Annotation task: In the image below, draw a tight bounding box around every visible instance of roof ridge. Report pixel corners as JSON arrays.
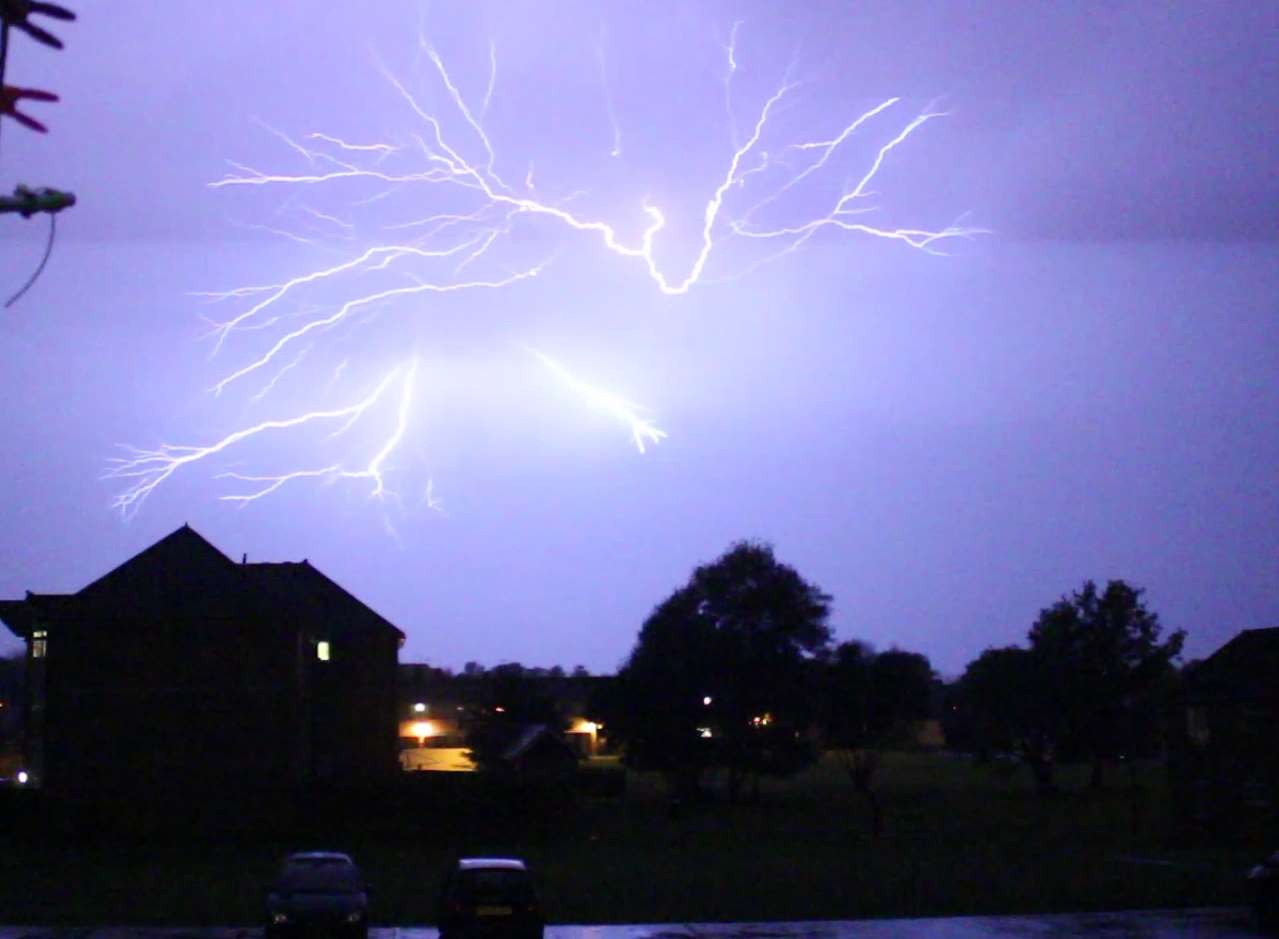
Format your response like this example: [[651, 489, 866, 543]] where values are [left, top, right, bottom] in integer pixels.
[[78, 524, 234, 596]]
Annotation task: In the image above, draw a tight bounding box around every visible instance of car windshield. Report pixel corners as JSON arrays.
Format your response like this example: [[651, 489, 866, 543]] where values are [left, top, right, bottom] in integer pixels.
[[456, 869, 535, 903], [277, 858, 362, 892]]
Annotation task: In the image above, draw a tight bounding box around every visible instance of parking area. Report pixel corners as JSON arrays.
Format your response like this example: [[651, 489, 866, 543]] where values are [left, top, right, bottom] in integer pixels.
[[0, 908, 1267, 939]]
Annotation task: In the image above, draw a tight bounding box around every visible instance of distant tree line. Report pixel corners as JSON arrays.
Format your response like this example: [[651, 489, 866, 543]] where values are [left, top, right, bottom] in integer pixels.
[[587, 540, 1187, 813]]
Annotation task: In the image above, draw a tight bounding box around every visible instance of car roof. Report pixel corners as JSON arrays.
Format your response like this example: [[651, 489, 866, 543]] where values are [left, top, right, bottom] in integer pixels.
[[286, 852, 356, 864], [457, 858, 527, 871]]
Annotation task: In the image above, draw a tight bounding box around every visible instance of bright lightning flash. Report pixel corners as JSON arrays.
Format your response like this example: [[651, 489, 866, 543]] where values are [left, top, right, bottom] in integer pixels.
[[110, 21, 981, 517], [529, 349, 666, 454]]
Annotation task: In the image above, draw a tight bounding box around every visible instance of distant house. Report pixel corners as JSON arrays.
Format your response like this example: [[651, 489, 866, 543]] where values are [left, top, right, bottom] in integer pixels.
[[395, 663, 608, 772], [1173, 627, 1279, 829], [0, 524, 404, 795], [500, 724, 579, 781]]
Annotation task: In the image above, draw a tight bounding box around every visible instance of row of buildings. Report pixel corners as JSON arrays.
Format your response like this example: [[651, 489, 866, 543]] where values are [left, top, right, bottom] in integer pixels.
[[1, 525, 1275, 825], [0, 525, 597, 794]]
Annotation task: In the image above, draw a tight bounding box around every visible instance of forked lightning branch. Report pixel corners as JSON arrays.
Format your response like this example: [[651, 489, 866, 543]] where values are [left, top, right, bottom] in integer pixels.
[[106, 24, 981, 518]]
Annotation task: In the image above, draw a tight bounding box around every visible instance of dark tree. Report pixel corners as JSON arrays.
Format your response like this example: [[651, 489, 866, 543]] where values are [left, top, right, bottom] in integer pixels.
[[957, 645, 1059, 792], [605, 540, 833, 800], [956, 579, 1184, 793], [1027, 579, 1184, 787], [825, 642, 936, 835]]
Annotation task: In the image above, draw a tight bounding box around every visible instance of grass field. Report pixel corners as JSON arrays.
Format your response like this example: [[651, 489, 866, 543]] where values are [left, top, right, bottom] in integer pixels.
[[0, 752, 1265, 925]]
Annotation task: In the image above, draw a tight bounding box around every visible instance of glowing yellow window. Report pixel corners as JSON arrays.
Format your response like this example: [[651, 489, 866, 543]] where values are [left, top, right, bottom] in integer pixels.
[[32, 629, 47, 659], [316, 640, 331, 662]]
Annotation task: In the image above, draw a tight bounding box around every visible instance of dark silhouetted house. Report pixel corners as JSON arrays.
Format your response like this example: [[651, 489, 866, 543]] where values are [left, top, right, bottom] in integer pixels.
[[1174, 627, 1279, 831], [0, 525, 404, 795], [0, 653, 23, 780], [500, 724, 579, 782]]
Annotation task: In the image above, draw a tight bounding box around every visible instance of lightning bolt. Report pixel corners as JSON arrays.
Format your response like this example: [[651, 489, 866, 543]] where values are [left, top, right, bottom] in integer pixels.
[[529, 349, 666, 454], [107, 362, 417, 517], [112, 18, 981, 516]]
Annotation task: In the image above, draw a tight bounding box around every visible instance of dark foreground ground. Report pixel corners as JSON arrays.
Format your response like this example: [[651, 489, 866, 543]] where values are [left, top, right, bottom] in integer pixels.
[[0, 909, 1270, 939], [0, 755, 1268, 925]]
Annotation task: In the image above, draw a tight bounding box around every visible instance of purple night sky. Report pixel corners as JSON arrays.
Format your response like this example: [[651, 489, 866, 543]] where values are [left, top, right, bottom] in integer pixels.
[[1, 1, 1276, 676]]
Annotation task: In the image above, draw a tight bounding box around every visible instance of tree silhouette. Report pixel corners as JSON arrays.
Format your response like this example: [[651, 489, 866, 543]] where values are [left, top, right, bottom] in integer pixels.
[[957, 579, 1184, 792], [604, 540, 832, 800], [1028, 579, 1184, 787], [825, 642, 936, 834]]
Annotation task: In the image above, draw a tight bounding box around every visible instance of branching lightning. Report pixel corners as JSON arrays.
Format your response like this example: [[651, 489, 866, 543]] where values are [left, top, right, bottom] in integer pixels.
[[110, 18, 982, 518], [529, 349, 666, 454], [108, 362, 417, 515]]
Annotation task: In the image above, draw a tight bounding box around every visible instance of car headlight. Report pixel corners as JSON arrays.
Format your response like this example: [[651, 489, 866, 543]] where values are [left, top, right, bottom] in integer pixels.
[[271, 913, 290, 925], [345, 911, 365, 923]]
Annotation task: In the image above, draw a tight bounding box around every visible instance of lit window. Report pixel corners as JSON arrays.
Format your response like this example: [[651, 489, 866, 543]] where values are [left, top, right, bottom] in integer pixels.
[[32, 629, 47, 659], [316, 641, 331, 662]]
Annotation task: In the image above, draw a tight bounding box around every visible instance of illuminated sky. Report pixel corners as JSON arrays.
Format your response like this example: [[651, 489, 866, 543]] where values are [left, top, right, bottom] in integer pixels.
[[1, 1, 1276, 675]]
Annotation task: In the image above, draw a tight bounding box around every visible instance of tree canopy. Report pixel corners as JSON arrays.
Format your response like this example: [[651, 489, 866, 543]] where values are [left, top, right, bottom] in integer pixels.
[[955, 579, 1184, 790], [826, 642, 935, 750], [603, 540, 832, 797], [1028, 579, 1183, 779]]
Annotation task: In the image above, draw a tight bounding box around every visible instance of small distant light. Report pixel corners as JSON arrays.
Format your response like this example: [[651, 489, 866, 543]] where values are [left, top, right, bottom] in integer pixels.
[[17, 771, 29, 785], [494, 706, 505, 713], [702, 696, 712, 706], [413, 702, 427, 713], [271, 913, 289, 925], [698, 727, 713, 739], [316, 641, 331, 662]]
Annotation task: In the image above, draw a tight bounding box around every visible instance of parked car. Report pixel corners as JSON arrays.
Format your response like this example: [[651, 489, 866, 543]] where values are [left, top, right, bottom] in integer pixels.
[[1251, 850, 1279, 931], [266, 851, 369, 939], [438, 857, 544, 939]]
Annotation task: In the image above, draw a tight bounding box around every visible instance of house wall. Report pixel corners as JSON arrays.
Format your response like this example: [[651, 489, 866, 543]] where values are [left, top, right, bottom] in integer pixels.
[[41, 614, 305, 793], [311, 628, 400, 783]]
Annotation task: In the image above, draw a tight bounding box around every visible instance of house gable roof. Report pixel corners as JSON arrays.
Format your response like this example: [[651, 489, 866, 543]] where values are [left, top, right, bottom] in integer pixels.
[[0, 594, 73, 639], [242, 560, 404, 642], [1184, 626, 1279, 704], [72, 523, 256, 623], [501, 723, 577, 764], [0, 525, 403, 643]]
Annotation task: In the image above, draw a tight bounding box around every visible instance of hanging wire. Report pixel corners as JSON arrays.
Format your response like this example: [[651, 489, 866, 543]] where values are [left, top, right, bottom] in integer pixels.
[[1, 14, 66, 309], [5, 210, 57, 307]]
